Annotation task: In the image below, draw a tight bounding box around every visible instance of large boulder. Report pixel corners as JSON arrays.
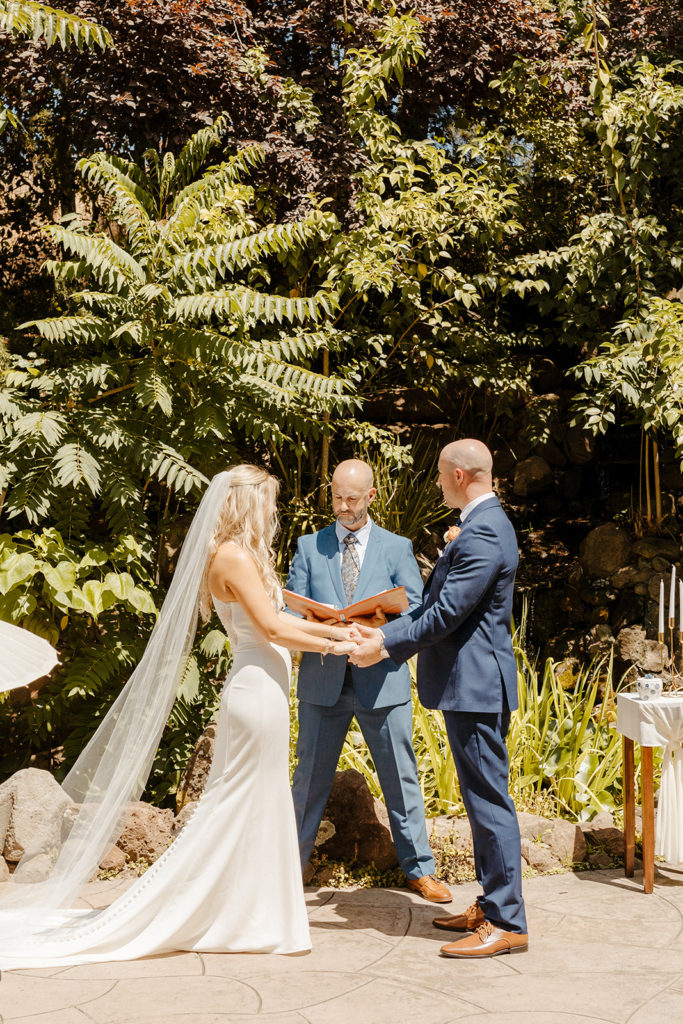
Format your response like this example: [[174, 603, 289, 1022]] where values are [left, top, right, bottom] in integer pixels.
[[99, 845, 126, 872], [115, 802, 174, 864], [632, 537, 680, 560], [520, 838, 561, 873], [517, 811, 586, 865], [316, 769, 398, 870], [616, 625, 668, 673], [513, 456, 553, 498], [176, 721, 217, 811], [172, 801, 199, 837], [0, 768, 74, 863], [580, 523, 632, 578]]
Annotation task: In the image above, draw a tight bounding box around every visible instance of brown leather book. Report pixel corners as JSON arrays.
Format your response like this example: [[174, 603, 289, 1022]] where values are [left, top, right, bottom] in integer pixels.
[[282, 586, 409, 624]]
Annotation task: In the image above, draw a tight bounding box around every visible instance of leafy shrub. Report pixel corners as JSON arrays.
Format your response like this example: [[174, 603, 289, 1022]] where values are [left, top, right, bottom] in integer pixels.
[[0, 527, 156, 775]]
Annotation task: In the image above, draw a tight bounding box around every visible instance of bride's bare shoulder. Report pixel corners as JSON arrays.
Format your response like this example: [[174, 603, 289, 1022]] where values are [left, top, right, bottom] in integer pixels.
[[211, 541, 257, 572]]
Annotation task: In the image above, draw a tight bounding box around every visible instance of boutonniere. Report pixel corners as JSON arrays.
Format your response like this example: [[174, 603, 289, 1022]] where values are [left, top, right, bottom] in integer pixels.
[[444, 524, 461, 544]]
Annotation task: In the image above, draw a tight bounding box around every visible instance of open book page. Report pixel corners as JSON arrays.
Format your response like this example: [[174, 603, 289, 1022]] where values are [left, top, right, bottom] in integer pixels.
[[282, 586, 408, 624]]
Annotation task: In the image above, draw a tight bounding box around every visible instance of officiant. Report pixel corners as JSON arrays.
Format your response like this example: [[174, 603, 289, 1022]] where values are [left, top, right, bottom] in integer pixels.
[[287, 459, 451, 903]]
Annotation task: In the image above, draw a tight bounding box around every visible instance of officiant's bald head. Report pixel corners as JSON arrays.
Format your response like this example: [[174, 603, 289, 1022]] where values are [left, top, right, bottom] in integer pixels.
[[331, 459, 376, 530], [438, 439, 493, 509], [332, 459, 374, 491]]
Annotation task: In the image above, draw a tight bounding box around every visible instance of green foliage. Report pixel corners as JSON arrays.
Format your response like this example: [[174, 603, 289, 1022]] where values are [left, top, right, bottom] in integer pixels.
[[573, 298, 683, 457], [0, 0, 110, 137], [365, 441, 451, 546], [0, 527, 156, 774], [0, 0, 111, 50], [0, 119, 350, 557], [318, 11, 544, 428]]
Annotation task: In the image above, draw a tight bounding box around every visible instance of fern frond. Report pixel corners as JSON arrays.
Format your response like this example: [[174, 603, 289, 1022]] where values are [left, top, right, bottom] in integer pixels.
[[132, 362, 173, 416], [6, 410, 67, 448], [172, 286, 334, 325], [78, 154, 154, 250], [47, 226, 145, 290], [165, 145, 265, 245], [167, 113, 232, 191], [162, 324, 255, 367], [53, 440, 101, 495], [175, 210, 338, 280], [19, 314, 109, 345], [0, 0, 112, 49]]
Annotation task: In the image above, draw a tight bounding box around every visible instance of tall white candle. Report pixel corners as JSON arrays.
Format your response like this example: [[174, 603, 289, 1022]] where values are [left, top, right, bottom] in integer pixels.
[[659, 579, 665, 635], [679, 579, 683, 632], [670, 566, 677, 623]]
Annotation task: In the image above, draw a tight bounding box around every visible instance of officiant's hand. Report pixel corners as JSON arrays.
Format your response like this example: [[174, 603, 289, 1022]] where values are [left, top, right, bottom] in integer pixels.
[[348, 625, 384, 668], [349, 606, 387, 628]]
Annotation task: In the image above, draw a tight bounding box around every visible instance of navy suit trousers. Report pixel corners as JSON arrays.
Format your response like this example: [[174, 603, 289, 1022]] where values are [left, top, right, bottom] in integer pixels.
[[443, 710, 527, 934]]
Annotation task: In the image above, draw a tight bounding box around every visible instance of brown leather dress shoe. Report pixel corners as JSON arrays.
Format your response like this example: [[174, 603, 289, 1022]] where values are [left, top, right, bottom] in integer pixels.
[[433, 900, 486, 932], [405, 875, 452, 903], [440, 921, 528, 958]]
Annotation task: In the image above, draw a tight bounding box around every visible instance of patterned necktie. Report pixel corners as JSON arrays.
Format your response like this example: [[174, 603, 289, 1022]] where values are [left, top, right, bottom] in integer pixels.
[[341, 533, 360, 603]]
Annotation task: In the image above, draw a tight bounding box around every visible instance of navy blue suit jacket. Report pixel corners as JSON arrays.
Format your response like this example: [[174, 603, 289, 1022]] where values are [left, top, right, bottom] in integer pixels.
[[286, 522, 423, 708], [381, 496, 519, 714]]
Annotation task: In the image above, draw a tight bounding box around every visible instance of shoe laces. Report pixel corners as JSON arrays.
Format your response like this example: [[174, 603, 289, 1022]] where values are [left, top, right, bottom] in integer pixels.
[[465, 902, 480, 919], [476, 921, 494, 941]]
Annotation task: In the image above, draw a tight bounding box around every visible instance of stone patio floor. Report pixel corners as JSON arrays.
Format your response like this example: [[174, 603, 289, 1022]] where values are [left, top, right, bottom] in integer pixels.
[[1, 864, 683, 1024]]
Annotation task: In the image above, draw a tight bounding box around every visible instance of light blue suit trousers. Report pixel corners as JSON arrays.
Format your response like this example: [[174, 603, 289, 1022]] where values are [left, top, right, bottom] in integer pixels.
[[287, 522, 435, 879]]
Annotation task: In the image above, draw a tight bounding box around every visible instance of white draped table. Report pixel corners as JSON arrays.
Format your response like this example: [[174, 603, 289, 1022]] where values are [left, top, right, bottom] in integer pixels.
[[616, 692, 683, 892]]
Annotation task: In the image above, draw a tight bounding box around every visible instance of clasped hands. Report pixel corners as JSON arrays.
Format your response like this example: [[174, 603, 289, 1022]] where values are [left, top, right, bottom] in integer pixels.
[[324, 618, 387, 668]]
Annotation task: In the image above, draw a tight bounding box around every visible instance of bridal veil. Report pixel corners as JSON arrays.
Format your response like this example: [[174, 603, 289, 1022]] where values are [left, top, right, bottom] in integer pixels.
[[0, 470, 234, 923]]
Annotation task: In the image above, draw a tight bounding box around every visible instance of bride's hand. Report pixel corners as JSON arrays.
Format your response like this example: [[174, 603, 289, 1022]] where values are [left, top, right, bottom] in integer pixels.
[[330, 625, 355, 642], [330, 639, 358, 655]]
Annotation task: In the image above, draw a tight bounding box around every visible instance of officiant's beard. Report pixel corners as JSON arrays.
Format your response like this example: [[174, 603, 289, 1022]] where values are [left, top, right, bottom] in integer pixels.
[[335, 504, 370, 529]]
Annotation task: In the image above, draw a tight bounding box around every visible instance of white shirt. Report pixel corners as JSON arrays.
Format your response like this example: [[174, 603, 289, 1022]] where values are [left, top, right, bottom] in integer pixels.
[[335, 516, 373, 569], [459, 491, 496, 523]]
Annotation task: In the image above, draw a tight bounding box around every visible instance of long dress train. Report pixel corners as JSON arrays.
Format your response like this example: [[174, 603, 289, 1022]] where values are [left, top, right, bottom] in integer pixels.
[[0, 599, 310, 968]]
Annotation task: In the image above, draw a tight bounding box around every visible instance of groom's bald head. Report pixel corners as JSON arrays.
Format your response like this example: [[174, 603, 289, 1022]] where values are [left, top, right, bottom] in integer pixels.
[[441, 440, 493, 482], [438, 439, 493, 509]]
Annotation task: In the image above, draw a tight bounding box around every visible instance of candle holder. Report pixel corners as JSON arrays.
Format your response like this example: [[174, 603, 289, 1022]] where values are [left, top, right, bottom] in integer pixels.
[[659, 624, 683, 693]]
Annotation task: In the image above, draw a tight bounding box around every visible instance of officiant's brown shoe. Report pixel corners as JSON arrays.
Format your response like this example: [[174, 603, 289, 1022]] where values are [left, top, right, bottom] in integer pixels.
[[440, 921, 528, 958], [405, 875, 452, 903], [433, 900, 485, 932]]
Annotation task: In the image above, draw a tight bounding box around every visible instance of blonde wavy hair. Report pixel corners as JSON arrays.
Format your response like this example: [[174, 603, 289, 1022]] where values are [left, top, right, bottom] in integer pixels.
[[199, 464, 281, 621]]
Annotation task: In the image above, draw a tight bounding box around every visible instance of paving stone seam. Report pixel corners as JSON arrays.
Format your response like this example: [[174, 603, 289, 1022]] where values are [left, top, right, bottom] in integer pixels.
[[622, 971, 683, 1024], [354, 968, 492, 1011], [5, 1005, 94, 1024], [239, 972, 373, 1011], [219, 976, 263, 1014]]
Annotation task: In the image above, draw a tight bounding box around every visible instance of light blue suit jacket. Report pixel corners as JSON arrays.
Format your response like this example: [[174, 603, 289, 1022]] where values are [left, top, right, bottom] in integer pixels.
[[286, 522, 423, 708]]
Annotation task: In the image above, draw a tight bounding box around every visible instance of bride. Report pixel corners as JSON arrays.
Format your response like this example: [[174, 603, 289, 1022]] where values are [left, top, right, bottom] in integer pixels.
[[0, 465, 357, 968]]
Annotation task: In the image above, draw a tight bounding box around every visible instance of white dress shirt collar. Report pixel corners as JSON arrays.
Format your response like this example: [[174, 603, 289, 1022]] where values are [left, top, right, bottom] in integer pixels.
[[459, 491, 496, 523]]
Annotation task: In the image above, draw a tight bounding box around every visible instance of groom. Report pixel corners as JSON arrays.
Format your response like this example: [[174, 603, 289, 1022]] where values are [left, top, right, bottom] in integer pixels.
[[287, 459, 451, 903], [350, 440, 528, 958]]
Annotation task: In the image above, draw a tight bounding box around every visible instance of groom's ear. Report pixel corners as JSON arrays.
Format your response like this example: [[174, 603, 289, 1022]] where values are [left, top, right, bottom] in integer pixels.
[[368, 487, 377, 504]]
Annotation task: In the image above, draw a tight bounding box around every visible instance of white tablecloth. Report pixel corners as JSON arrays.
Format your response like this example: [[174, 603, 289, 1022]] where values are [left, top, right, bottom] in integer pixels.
[[617, 692, 683, 865]]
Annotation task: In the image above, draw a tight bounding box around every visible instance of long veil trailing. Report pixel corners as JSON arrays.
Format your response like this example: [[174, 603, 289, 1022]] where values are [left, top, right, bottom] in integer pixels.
[[0, 470, 234, 930]]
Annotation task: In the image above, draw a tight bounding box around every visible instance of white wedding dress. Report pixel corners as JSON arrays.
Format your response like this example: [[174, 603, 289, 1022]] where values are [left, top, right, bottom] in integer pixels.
[[0, 598, 310, 968]]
